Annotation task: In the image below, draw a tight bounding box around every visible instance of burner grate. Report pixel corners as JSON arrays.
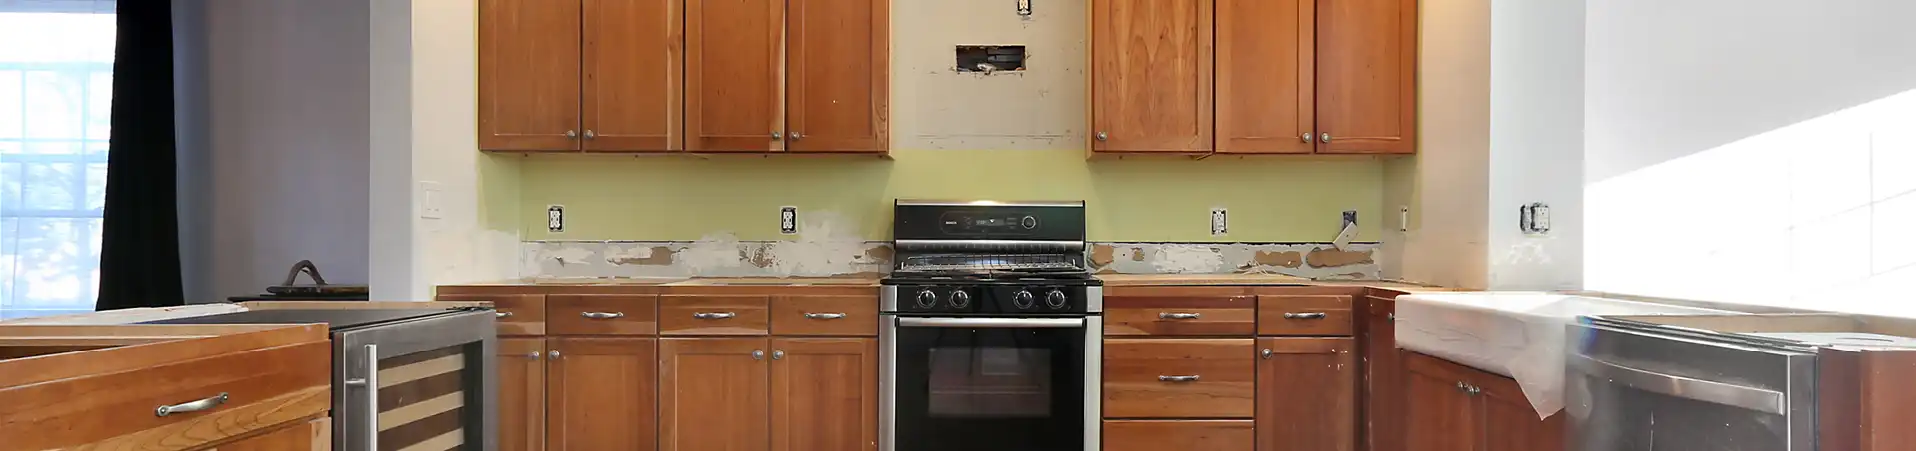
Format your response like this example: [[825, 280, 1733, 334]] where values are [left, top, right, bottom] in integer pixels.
[[897, 253, 1085, 273]]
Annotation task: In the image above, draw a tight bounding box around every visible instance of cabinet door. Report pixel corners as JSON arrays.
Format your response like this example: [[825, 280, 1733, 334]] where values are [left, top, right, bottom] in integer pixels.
[[1215, 0, 1313, 154], [785, 0, 888, 153], [1257, 338, 1355, 451], [686, 0, 784, 152], [1480, 380, 1565, 451], [478, 0, 582, 151], [499, 338, 548, 451], [1401, 352, 1478, 451], [1090, 0, 1213, 153], [1316, 0, 1417, 154], [582, 0, 681, 151], [1364, 297, 1402, 451], [770, 338, 877, 451], [661, 338, 771, 451], [549, 338, 657, 451], [217, 418, 330, 451]]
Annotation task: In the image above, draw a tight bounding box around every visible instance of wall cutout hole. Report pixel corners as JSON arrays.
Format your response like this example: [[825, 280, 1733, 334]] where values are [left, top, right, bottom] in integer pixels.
[[956, 45, 1026, 73]]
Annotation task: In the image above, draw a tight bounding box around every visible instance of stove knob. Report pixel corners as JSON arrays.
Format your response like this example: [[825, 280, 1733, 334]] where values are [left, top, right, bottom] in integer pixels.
[[915, 289, 939, 308], [1012, 290, 1037, 309], [949, 290, 972, 308], [1044, 289, 1069, 309]]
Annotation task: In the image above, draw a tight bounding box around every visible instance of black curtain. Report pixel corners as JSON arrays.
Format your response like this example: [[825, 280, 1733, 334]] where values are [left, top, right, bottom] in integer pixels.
[[96, 0, 184, 310]]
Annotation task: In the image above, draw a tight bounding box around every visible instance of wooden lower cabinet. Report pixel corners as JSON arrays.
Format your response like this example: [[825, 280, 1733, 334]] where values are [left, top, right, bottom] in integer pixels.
[[1400, 351, 1563, 451], [216, 418, 330, 451], [1257, 337, 1355, 451], [551, 337, 659, 451], [1481, 382, 1564, 451], [771, 338, 878, 451], [660, 337, 877, 451], [1104, 420, 1255, 451], [498, 338, 549, 451]]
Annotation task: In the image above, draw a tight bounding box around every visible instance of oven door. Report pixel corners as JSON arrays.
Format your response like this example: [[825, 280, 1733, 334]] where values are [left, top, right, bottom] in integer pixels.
[[882, 315, 1101, 451], [337, 310, 498, 451]]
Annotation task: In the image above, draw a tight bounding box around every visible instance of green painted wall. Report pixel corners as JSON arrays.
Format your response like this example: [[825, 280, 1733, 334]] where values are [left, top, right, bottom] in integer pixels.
[[513, 149, 1385, 242]]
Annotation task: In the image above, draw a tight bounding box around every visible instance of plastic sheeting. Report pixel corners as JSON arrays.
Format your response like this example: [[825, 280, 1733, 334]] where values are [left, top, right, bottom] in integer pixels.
[[1394, 292, 1736, 419]]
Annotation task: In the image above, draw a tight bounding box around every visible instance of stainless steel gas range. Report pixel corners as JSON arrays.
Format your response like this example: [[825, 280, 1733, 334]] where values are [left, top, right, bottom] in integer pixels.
[[880, 200, 1103, 451]]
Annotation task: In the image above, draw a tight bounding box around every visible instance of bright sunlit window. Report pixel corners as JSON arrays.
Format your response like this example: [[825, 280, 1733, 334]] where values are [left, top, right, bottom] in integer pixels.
[[0, 0, 116, 319]]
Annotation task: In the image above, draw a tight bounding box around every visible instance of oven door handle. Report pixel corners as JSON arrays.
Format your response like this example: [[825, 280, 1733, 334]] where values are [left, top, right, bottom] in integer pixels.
[[895, 317, 1086, 328]]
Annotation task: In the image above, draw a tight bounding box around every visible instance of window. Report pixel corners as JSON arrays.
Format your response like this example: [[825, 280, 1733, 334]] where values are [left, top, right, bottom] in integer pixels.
[[0, 0, 115, 319]]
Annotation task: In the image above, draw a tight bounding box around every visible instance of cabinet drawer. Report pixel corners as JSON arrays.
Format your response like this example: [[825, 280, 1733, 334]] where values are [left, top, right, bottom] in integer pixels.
[[0, 329, 332, 450], [770, 295, 878, 336], [437, 293, 545, 336], [1257, 295, 1353, 336], [660, 295, 771, 335], [1104, 420, 1254, 451], [1105, 296, 1256, 336], [549, 294, 659, 335], [1103, 339, 1255, 418]]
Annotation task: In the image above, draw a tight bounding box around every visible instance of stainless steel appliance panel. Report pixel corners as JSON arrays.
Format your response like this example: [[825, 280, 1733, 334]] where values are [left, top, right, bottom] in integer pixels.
[[881, 314, 1100, 451], [1567, 319, 1816, 451], [336, 310, 498, 451]]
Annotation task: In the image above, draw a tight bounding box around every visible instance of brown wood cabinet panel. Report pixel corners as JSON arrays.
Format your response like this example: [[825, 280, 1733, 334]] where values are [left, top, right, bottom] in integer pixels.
[[785, 0, 888, 153], [1215, 0, 1313, 154], [1316, 0, 1417, 154], [1103, 338, 1255, 418], [439, 293, 546, 336], [1104, 420, 1254, 451], [217, 417, 330, 451], [661, 295, 772, 335], [686, 0, 784, 152], [548, 338, 658, 451], [478, 0, 582, 151], [1365, 296, 1402, 451], [770, 295, 878, 336], [1257, 337, 1355, 451], [1104, 295, 1256, 336], [1401, 352, 1476, 451], [549, 294, 660, 335], [582, 0, 682, 151], [1257, 295, 1354, 336], [1090, 0, 1214, 153], [1477, 370, 1563, 451], [771, 338, 877, 451], [498, 338, 547, 451], [660, 338, 771, 451]]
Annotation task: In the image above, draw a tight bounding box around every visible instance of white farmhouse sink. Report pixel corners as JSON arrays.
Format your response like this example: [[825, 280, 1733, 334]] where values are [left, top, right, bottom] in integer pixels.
[[1394, 292, 1737, 418]]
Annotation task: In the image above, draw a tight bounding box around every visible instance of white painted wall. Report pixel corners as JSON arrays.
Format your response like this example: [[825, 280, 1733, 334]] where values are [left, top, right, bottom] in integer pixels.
[[1395, 0, 1491, 289], [1585, 0, 1916, 314], [175, 0, 371, 302]]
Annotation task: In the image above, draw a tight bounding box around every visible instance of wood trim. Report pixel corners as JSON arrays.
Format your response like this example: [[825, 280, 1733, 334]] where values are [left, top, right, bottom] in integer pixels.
[[0, 325, 325, 387]]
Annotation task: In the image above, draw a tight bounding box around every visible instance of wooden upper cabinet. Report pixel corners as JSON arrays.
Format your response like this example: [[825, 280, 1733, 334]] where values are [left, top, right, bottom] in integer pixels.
[[686, 0, 785, 152], [582, 0, 682, 151], [498, 338, 547, 451], [1256, 338, 1355, 451], [660, 338, 771, 451], [479, 0, 583, 151], [1316, 0, 1417, 154], [1216, 0, 1314, 154], [548, 338, 658, 451], [770, 338, 877, 451], [785, 0, 889, 153], [1091, 0, 1214, 153]]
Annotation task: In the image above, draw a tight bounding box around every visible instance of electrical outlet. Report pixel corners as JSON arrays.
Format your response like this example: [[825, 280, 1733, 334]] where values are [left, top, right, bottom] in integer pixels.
[[1016, 0, 1032, 16], [1210, 208, 1228, 236], [419, 181, 443, 219], [546, 205, 565, 233], [780, 206, 798, 235]]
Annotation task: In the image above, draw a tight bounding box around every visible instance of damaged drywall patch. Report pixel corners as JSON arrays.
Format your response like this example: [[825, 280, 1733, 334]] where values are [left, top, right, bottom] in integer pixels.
[[1090, 243, 1383, 280], [1150, 245, 1227, 273]]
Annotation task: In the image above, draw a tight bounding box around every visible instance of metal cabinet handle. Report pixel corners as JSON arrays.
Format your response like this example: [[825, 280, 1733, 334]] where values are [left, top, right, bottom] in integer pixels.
[[771, 131, 783, 140], [580, 311, 625, 319], [1284, 312, 1328, 320], [694, 312, 737, 320], [527, 352, 540, 360], [1095, 132, 1109, 141], [1261, 349, 1275, 359], [790, 132, 805, 141], [773, 350, 785, 360], [1302, 132, 1315, 143], [583, 129, 596, 140], [1320, 132, 1332, 143], [155, 392, 229, 417], [1159, 312, 1201, 320], [549, 350, 561, 359], [359, 344, 379, 450], [1467, 385, 1482, 395], [753, 350, 765, 360], [565, 130, 578, 139], [804, 312, 847, 320], [1158, 375, 1201, 382], [495, 311, 513, 318]]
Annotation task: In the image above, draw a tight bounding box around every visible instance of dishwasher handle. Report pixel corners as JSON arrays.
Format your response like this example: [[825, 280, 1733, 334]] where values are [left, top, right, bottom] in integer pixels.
[[1569, 352, 1787, 415]]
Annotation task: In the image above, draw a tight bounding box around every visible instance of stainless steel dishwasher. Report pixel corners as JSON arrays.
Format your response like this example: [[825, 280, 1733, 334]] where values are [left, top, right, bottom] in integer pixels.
[[1565, 317, 1818, 451]]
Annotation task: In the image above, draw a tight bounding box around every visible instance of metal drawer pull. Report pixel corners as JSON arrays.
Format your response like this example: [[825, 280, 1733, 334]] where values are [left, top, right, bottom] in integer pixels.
[[694, 312, 737, 320], [1284, 312, 1328, 320], [1159, 312, 1202, 320], [580, 311, 625, 319], [804, 312, 847, 320], [1158, 375, 1201, 382], [495, 311, 513, 318], [155, 392, 229, 417]]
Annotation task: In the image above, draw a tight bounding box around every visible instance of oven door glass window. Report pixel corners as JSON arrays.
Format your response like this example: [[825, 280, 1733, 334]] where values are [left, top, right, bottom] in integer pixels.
[[895, 323, 1086, 451]]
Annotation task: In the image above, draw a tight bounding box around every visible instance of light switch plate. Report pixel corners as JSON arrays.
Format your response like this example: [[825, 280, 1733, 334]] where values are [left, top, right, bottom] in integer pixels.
[[1210, 208, 1228, 236], [419, 181, 443, 219]]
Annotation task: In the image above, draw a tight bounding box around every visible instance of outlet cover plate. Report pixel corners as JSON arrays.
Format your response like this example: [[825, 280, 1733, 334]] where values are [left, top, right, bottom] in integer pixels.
[[1210, 208, 1228, 236], [780, 206, 798, 235]]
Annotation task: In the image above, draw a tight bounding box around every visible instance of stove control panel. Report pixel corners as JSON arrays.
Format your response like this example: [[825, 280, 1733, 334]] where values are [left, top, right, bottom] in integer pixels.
[[883, 285, 1101, 314]]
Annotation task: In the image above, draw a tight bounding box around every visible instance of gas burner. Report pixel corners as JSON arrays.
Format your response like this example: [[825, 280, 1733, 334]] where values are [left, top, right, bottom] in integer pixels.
[[882, 200, 1102, 315]]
